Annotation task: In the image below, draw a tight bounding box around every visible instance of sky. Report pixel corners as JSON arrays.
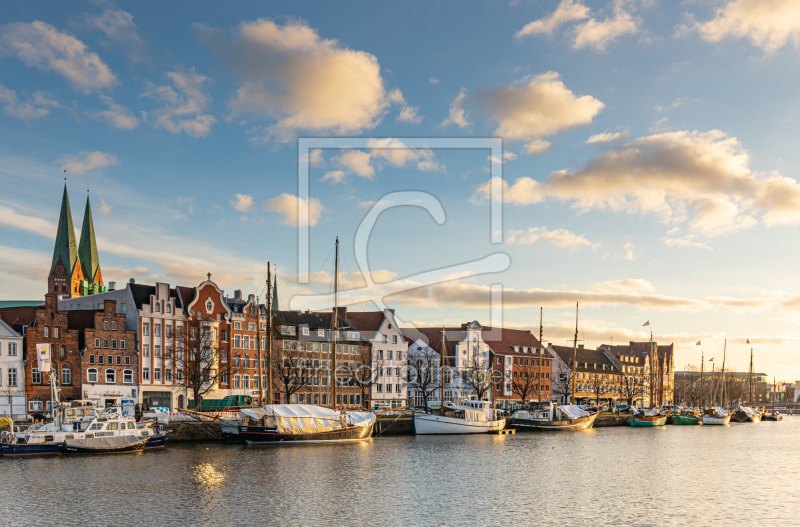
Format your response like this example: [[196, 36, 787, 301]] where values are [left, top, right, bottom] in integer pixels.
[[3, 0, 800, 379]]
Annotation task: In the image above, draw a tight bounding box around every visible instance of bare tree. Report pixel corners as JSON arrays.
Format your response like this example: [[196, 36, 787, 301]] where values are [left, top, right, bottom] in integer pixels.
[[510, 358, 539, 406], [552, 370, 574, 404], [464, 355, 493, 401], [166, 314, 226, 408], [406, 345, 442, 410], [674, 365, 701, 406], [270, 342, 313, 404], [590, 374, 605, 406], [620, 374, 642, 407], [341, 345, 378, 409]]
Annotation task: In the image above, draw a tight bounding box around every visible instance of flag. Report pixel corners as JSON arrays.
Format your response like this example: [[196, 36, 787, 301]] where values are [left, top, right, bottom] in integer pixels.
[[642, 321, 650, 326], [36, 343, 51, 373], [746, 339, 750, 344], [696, 341, 701, 345], [709, 357, 714, 361]]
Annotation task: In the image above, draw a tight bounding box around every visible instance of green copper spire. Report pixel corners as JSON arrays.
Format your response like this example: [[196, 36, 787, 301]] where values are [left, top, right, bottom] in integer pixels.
[[50, 184, 79, 275], [78, 194, 101, 282], [272, 274, 279, 311]]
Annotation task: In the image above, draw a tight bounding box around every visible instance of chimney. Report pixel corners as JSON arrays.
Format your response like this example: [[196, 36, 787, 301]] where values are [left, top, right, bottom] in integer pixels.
[[108, 281, 116, 291], [234, 289, 242, 300], [579, 344, 584, 349]]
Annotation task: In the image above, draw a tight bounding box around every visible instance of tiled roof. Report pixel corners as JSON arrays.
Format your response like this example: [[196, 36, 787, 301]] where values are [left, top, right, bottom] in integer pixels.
[[0, 306, 37, 330], [404, 327, 462, 360], [481, 326, 541, 356], [550, 345, 618, 372], [344, 311, 385, 335], [129, 283, 187, 310]]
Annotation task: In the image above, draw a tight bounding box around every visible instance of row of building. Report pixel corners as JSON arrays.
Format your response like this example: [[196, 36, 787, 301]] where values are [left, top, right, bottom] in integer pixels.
[[0, 185, 678, 417]]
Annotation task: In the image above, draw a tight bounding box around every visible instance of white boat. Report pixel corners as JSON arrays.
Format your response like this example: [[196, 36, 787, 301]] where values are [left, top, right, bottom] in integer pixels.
[[701, 406, 731, 425], [413, 400, 506, 435], [237, 404, 376, 444], [510, 403, 598, 431]]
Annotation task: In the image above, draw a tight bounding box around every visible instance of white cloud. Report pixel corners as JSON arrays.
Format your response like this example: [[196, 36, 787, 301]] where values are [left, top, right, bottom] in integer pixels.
[[397, 105, 422, 124], [85, 9, 146, 62], [309, 148, 325, 167], [200, 18, 402, 141], [337, 150, 375, 178], [440, 88, 470, 128], [176, 196, 195, 214], [100, 197, 112, 215], [231, 193, 254, 212], [663, 233, 712, 250], [524, 139, 551, 155], [586, 131, 628, 143], [623, 241, 639, 261], [322, 170, 346, 183], [506, 226, 595, 249], [58, 151, 118, 174], [572, 1, 641, 52], [688, 0, 800, 53], [479, 72, 604, 153], [322, 138, 443, 184], [515, 0, 590, 39], [0, 21, 116, 92], [475, 129, 800, 236], [591, 278, 655, 293], [263, 193, 323, 227], [93, 95, 139, 129], [429, 77, 439, 85], [0, 83, 60, 120], [142, 68, 216, 137], [0, 203, 55, 238]]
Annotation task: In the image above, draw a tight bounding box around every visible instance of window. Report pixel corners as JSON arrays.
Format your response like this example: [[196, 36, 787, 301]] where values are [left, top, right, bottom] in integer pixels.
[[234, 335, 241, 348], [114, 355, 120, 366], [112, 321, 117, 331], [107, 355, 112, 365], [378, 350, 384, 359], [152, 368, 160, 381], [234, 375, 241, 389], [249, 323, 256, 331], [244, 375, 251, 388], [8, 368, 17, 387], [29, 399, 43, 412], [94, 338, 101, 348], [302, 327, 309, 336], [104, 321, 109, 330], [167, 304, 171, 313], [397, 351, 402, 361], [376, 384, 383, 393], [54, 327, 59, 338], [219, 371, 226, 385], [104, 368, 116, 384], [142, 323, 149, 336], [59, 345, 65, 358], [121, 339, 127, 350], [88, 368, 98, 383], [318, 329, 325, 337], [142, 368, 150, 381], [112, 339, 118, 350], [243, 336, 250, 349], [387, 384, 392, 393], [234, 322, 241, 330], [99, 355, 104, 365], [32, 367, 41, 384], [396, 384, 402, 393], [155, 302, 161, 313], [155, 345, 161, 358], [62, 367, 71, 385], [221, 330, 227, 342], [103, 339, 109, 349], [143, 345, 150, 357], [125, 356, 131, 366], [44, 326, 49, 338], [154, 324, 161, 338], [393, 335, 398, 344], [388, 351, 393, 360]]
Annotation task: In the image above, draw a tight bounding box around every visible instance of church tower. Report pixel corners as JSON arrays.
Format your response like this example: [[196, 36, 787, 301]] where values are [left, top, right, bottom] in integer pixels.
[[48, 184, 84, 299], [78, 194, 104, 294]]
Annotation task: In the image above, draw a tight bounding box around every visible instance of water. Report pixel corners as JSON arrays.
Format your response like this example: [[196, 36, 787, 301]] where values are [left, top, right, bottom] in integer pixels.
[[2, 419, 799, 526]]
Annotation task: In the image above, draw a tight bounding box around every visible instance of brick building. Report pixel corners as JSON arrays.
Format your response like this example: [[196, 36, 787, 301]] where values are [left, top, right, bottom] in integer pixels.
[[484, 327, 552, 408], [549, 345, 623, 406]]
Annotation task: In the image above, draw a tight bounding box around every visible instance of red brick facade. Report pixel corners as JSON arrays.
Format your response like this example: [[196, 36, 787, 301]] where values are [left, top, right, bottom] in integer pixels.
[[82, 300, 138, 401]]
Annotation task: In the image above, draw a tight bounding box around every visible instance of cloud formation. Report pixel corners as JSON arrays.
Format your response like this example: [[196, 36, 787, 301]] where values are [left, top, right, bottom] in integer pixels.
[[263, 193, 323, 226], [515, 0, 590, 39], [687, 0, 800, 53], [142, 68, 216, 137], [0, 21, 116, 92], [321, 138, 443, 184], [474, 129, 800, 236], [440, 88, 470, 128], [0, 83, 60, 120], [58, 151, 118, 174], [94, 95, 139, 129], [231, 193, 254, 212], [85, 9, 146, 62], [506, 226, 595, 249], [199, 18, 405, 141]]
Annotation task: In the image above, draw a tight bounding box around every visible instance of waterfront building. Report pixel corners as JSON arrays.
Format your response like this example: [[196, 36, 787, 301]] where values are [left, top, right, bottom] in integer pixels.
[[0, 315, 25, 417], [225, 290, 271, 402], [549, 345, 623, 406], [346, 309, 408, 411], [483, 327, 551, 409]]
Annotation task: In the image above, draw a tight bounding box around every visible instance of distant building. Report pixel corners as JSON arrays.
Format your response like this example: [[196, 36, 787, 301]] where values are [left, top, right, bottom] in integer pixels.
[[0, 315, 25, 417], [549, 345, 622, 406]]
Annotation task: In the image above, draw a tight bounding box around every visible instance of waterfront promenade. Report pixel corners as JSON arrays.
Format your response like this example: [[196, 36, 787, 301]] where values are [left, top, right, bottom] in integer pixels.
[[3, 419, 799, 526]]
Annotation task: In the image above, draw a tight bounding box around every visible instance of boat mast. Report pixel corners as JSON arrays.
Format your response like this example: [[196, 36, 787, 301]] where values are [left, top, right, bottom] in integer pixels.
[[256, 289, 263, 407], [538, 307, 543, 406], [699, 348, 704, 408], [748, 345, 754, 406], [571, 302, 578, 404], [332, 237, 339, 409], [720, 339, 726, 408], [440, 326, 446, 413], [267, 263, 273, 405]]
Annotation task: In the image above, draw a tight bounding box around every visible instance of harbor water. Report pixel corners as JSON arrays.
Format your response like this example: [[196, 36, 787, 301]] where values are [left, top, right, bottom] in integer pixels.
[[3, 418, 799, 526]]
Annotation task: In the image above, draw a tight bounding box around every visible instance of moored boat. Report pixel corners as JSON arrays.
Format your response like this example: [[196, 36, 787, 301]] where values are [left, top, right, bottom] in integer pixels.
[[237, 404, 376, 444], [413, 400, 505, 435], [58, 435, 148, 455], [701, 406, 731, 425], [732, 405, 762, 423], [762, 410, 783, 421], [670, 414, 702, 425], [628, 409, 667, 427], [510, 403, 598, 431]]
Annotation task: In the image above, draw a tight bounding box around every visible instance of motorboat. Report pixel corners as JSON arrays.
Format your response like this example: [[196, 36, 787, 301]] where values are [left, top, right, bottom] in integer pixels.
[[509, 403, 598, 431], [413, 399, 506, 435]]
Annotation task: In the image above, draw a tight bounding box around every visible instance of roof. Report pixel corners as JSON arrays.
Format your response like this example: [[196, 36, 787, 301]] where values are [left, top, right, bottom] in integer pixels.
[[51, 184, 80, 276], [0, 301, 43, 308], [344, 311, 386, 336], [175, 286, 195, 310], [550, 345, 618, 372], [78, 195, 101, 283], [404, 327, 463, 359], [0, 316, 22, 338], [481, 326, 541, 356], [0, 306, 38, 330], [129, 283, 185, 310]]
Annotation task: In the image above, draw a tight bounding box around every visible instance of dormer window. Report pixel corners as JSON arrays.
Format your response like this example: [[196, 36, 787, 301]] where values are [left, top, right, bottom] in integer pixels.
[[167, 303, 171, 313], [155, 303, 161, 313]]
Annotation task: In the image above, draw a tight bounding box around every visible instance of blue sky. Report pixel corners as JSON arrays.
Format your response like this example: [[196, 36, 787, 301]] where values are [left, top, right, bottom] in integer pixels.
[[3, 0, 800, 379]]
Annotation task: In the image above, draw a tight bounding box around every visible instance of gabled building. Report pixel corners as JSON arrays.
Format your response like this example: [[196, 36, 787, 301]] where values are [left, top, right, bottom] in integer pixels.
[[482, 327, 551, 408], [549, 344, 623, 406], [0, 315, 25, 417]]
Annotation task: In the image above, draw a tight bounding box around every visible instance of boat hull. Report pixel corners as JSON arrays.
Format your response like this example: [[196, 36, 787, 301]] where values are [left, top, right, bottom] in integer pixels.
[[763, 413, 783, 421], [510, 412, 598, 431], [701, 415, 731, 425], [0, 442, 61, 457], [629, 416, 667, 427], [239, 423, 374, 444], [732, 413, 761, 423], [413, 413, 506, 435], [670, 415, 702, 425], [144, 430, 172, 449], [58, 436, 148, 455]]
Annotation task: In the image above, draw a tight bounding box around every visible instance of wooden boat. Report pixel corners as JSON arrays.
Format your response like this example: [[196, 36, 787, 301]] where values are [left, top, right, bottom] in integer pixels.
[[701, 406, 731, 425], [59, 435, 148, 454], [670, 414, 702, 425], [732, 405, 762, 423], [510, 403, 598, 431], [628, 409, 667, 427], [762, 411, 783, 421], [237, 404, 376, 444], [413, 400, 506, 435]]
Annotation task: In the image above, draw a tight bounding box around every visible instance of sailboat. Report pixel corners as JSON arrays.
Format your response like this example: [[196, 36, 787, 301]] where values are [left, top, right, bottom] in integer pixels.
[[629, 320, 666, 427], [702, 342, 731, 425], [732, 342, 762, 423], [763, 376, 783, 421], [413, 327, 506, 434], [234, 240, 377, 444]]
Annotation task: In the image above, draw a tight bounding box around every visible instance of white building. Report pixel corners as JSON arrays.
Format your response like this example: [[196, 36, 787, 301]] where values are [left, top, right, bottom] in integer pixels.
[[0, 316, 25, 418], [347, 309, 408, 411]]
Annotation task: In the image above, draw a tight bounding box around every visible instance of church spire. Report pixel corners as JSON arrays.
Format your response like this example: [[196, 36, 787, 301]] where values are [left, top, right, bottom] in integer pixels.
[[50, 184, 80, 276], [272, 273, 279, 311], [78, 194, 102, 286]]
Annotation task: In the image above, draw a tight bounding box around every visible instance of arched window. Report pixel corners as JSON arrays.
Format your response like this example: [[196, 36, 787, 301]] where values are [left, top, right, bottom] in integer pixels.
[[54, 327, 59, 338], [105, 369, 116, 383], [60, 345, 65, 358], [112, 321, 117, 330], [103, 321, 109, 330], [44, 326, 50, 338], [123, 370, 133, 384], [61, 367, 71, 385], [88, 368, 98, 383]]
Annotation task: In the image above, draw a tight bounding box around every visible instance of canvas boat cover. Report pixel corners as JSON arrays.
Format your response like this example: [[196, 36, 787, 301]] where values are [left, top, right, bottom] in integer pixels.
[[710, 406, 728, 417], [737, 406, 761, 416], [557, 405, 590, 419], [240, 404, 376, 435], [63, 435, 144, 450]]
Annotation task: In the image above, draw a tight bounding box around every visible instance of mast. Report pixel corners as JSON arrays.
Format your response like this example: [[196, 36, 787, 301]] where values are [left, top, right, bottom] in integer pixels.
[[440, 326, 446, 413], [571, 302, 578, 404], [332, 237, 339, 409], [256, 291, 263, 407], [649, 327, 654, 409], [538, 307, 543, 405], [267, 265, 274, 405], [749, 345, 754, 406], [699, 349, 705, 408], [720, 339, 727, 408]]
